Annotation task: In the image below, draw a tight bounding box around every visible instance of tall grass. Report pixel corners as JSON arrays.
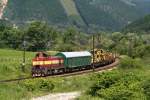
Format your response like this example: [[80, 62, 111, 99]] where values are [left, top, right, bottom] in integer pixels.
[[0, 49, 35, 80]]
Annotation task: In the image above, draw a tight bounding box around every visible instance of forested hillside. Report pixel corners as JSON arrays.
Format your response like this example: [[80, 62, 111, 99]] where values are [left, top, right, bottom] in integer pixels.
[[123, 14, 150, 33], [3, 0, 68, 26], [74, 0, 150, 31], [2, 0, 150, 31]]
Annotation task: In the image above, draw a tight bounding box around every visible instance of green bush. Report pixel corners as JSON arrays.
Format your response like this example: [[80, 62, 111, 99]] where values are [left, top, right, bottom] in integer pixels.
[[21, 78, 55, 92], [119, 56, 142, 69], [87, 71, 121, 96], [22, 80, 37, 91], [142, 79, 150, 99], [87, 71, 145, 100], [97, 85, 135, 100], [38, 79, 55, 91]]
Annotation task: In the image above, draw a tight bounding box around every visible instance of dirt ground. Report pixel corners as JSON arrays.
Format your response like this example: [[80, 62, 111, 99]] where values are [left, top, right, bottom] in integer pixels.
[[32, 91, 81, 100]]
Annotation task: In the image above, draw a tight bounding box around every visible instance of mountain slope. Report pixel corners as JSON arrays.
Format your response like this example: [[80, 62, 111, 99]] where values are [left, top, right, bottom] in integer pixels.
[[60, 0, 86, 27], [74, 0, 150, 31], [3, 0, 68, 25], [2, 0, 150, 31], [123, 14, 150, 33]]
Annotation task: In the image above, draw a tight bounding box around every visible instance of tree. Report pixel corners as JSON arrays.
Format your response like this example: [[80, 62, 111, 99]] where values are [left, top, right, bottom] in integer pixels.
[[0, 26, 22, 48], [24, 21, 54, 51]]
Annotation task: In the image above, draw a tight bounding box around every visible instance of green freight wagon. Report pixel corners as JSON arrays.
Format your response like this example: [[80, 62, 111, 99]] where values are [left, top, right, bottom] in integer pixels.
[[56, 51, 92, 68]]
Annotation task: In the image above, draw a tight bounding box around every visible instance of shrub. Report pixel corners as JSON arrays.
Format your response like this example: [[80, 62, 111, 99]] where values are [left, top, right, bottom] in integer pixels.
[[142, 79, 150, 99], [119, 56, 142, 69], [22, 80, 36, 91], [87, 71, 121, 96], [97, 85, 135, 100], [38, 79, 55, 91], [21, 78, 55, 92], [87, 70, 145, 100]]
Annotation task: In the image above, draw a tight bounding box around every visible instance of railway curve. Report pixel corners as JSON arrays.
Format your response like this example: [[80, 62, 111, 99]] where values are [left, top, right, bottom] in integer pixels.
[[0, 59, 119, 83]]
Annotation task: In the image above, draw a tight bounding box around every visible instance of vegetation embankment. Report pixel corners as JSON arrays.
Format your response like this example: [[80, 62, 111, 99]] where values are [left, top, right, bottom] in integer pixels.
[[78, 56, 150, 100]]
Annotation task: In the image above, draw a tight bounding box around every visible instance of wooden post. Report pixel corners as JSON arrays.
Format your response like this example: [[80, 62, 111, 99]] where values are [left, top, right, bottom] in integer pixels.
[[22, 40, 26, 72], [92, 34, 95, 71]]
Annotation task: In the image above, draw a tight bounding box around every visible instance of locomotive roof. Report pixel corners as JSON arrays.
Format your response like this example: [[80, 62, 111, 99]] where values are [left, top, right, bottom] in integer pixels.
[[57, 51, 91, 58]]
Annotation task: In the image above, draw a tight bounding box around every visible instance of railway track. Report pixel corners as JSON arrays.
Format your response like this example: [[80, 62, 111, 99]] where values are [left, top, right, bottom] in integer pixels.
[[0, 59, 119, 83]]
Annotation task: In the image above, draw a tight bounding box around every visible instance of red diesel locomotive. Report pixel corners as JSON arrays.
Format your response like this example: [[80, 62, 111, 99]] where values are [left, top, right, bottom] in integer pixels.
[[32, 52, 64, 76]]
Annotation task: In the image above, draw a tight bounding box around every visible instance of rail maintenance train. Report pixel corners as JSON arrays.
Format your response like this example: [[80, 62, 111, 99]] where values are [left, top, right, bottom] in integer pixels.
[[32, 49, 116, 77]]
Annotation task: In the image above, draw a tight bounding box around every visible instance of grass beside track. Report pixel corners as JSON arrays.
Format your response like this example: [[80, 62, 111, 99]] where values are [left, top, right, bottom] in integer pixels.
[[0, 73, 95, 100], [0, 49, 35, 80], [0, 49, 149, 100]]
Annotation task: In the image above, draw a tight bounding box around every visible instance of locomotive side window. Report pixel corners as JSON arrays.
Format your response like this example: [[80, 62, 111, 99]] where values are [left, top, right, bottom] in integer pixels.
[[35, 52, 48, 58], [43, 53, 48, 57], [35, 53, 39, 57]]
